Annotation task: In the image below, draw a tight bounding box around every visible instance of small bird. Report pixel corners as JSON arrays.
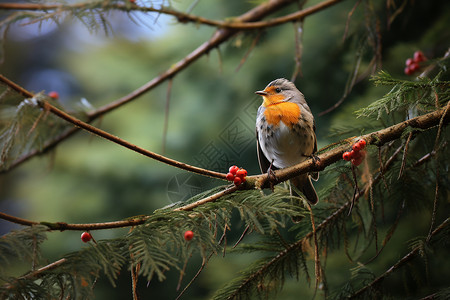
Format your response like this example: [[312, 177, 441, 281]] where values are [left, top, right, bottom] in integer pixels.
[[255, 78, 318, 205]]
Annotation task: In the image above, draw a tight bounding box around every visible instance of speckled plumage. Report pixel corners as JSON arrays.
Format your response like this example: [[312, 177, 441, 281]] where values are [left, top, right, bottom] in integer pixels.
[[255, 78, 318, 205]]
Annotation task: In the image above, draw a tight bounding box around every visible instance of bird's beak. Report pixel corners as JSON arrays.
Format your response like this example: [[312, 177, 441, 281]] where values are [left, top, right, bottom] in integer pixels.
[[255, 90, 268, 96]]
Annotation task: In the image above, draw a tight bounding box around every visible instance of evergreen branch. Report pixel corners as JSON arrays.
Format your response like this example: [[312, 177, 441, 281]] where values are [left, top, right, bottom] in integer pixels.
[[349, 217, 450, 299], [1, 105, 448, 234], [216, 138, 405, 299], [20, 258, 67, 281], [174, 185, 238, 211], [0, 186, 235, 231], [357, 71, 450, 119], [0, 225, 48, 271], [0, 0, 343, 30]]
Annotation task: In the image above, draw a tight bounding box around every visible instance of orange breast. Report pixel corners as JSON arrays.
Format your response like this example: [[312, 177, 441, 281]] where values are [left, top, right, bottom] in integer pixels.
[[264, 102, 301, 128]]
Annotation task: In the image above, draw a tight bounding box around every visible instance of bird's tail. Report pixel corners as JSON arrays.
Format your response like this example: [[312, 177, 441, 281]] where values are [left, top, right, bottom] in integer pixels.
[[289, 174, 318, 205]]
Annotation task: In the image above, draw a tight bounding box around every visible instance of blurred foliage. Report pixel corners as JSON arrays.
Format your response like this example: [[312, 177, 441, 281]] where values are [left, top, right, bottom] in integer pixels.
[[0, 0, 449, 299]]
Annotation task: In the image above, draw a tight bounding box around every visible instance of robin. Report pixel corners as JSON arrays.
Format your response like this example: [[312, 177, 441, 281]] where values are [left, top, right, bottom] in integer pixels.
[[255, 78, 319, 205]]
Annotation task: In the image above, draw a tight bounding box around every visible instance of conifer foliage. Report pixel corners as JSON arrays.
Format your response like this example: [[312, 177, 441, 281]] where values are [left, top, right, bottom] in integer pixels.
[[1, 0, 449, 299]]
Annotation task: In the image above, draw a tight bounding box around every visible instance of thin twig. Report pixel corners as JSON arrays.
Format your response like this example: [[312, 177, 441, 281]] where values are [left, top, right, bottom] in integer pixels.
[[364, 198, 405, 264], [175, 253, 213, 300], [342, 0, 362, 41], [348, 164, 360, 216], [349, 218, 450, 299], [235, 32, 262, 72], [233, 225, 251, 248], [162, 78, 173, 155], [291, 19, 304, 81], [18, 258, 67, 280], [37, 99, 226, 180], [174, 186, 238, 212], [398, 131, 413, 179], [425, 102, 449, 242]]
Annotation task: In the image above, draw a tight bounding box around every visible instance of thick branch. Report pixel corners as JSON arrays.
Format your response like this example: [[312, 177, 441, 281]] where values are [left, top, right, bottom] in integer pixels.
[[0, 0, 343, 30], [251, 105, 450, 189], [1, 105, 446, 232]]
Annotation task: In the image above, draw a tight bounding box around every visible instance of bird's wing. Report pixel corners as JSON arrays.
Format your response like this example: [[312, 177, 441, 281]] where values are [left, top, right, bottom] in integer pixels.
[[256, 130, 272, 174]]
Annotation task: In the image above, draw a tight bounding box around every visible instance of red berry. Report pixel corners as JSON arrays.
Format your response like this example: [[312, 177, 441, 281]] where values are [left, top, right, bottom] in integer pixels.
[[184, 230, 194, 241], [81, 232, 92, 243], [351, 156, 363, 166], [48, 91, 59, 99], [413, 51, 426, 63], [236, 168, 247, 178], [351, 150, 362, 159], [404, 67, 413, 75], [352, 143, 362, 152], [226, 172, 235, 181], [233, 176, 242, 186], [229, 165, 239, 175], [405, 58, 413, 66], [351, 150, 366, 166], [358, 139, 367, 149], [343, 151, 352, 161], [409, 62, 420, 73]]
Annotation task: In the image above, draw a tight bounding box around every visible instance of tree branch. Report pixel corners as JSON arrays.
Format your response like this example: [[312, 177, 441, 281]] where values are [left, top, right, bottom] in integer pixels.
[[252, 105, 450, 190], [0, 0, 303, 171], [0, 0, 343, 30], [0, 103, 448, 231], [349, 217, 450, 299], [36, 99, 227, 179]]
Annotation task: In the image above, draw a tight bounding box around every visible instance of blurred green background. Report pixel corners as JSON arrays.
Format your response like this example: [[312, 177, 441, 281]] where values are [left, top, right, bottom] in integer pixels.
[[1, 0, 449, 298]]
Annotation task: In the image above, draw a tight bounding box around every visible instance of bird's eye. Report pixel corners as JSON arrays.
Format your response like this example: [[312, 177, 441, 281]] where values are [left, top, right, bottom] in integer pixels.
[[275, 88, 282, 93]]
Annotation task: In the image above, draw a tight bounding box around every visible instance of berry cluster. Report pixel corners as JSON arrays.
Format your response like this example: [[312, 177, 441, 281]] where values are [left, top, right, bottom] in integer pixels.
[[81, 232, 92, 243], [226, 165, 248, 186], [404, 51, 427, 75], [342, 139, 367, 166], [184, 230, 194, 241]]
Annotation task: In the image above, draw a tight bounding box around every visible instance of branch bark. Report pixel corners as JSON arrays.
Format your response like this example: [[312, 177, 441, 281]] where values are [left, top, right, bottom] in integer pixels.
[[252, 105, 450, 190], [1, 105, 447, 231], [0, 0, 343, 30]]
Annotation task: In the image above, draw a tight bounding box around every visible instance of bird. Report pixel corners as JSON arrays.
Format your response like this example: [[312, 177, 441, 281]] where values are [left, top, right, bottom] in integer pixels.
[[255, 78, 318, 205]]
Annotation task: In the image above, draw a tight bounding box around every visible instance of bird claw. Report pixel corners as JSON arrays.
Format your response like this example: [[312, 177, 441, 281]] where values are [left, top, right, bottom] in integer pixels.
[[310, 153, 321, 165]]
